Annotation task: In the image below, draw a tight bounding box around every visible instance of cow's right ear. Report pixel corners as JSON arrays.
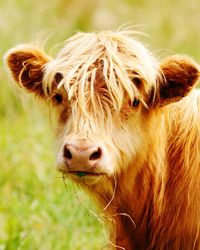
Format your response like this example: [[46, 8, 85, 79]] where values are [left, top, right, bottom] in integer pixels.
[[4, 45, 51, 97], [147, 55, 200, 107]]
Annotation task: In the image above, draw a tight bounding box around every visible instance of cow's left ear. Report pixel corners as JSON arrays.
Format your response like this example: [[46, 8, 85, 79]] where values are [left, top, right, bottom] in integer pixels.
[[4, 44, 51, 97], [154, 55, 200, 107]]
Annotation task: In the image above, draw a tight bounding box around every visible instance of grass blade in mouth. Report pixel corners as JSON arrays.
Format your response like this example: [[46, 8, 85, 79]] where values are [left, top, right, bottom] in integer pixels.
[[76, 171, 88, 177]]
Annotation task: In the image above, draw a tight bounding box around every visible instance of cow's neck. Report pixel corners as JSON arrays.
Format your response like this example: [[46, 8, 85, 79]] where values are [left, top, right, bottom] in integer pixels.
[[110, 162, 157, 249], [87, 156, 160, 250]]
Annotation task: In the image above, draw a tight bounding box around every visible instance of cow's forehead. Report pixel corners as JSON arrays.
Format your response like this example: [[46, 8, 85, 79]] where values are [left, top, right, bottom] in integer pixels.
[[43, 31, 160, 111]]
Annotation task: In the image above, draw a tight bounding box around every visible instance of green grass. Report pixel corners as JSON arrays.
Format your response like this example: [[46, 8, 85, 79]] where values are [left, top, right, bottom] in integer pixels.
[[0, 106, 106, 250], [1, 0, 200, 249]]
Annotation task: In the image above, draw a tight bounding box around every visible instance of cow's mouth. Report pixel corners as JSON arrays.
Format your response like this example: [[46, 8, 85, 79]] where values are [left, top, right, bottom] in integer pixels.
[[66, 171, 106, 178]]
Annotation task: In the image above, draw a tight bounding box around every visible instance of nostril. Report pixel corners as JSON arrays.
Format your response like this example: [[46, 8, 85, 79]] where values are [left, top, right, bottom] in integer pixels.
[[89, 147, 102, 161], [63, 146, 72, 160]]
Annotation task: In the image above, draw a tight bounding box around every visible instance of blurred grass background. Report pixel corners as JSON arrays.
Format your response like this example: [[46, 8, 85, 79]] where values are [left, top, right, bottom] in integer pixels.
[[1, 0, 200, 249]]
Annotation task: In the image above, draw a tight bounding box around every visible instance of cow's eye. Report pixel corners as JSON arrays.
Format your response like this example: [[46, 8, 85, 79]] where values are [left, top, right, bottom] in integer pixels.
[[54, 72, 64, 84], [132, 77, 142, 88], [52, 94, 63, 105], [130, 98, 140, 108]]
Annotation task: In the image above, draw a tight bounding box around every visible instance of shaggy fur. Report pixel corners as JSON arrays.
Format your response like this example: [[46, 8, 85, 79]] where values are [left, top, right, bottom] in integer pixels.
[[4, 31, 200, 250]]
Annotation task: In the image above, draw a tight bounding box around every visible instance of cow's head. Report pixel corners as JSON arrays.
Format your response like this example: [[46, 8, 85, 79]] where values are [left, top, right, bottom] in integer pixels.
[[5, 32, 200, 182]]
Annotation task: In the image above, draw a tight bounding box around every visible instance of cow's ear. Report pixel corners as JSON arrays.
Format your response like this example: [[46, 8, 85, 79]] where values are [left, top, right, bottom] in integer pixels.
[[4, 45, 51, 97], [150, 55, 200, 107]]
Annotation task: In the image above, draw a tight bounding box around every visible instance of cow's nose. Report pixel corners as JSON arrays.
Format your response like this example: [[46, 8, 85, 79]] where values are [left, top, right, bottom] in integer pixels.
[[63, 144, 102, 171]]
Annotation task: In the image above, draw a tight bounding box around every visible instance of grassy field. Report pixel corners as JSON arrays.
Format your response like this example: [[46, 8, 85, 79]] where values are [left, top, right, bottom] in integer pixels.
[[1, 0, 200, 249]]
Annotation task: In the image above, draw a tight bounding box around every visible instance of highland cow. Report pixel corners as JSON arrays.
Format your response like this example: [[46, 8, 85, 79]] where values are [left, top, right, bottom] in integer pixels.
[[5, 31, 200, 250]]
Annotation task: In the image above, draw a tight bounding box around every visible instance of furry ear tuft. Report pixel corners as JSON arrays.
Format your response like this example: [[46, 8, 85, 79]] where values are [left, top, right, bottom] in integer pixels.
[[149, 55, 200, 107], [5, 45, 51, 97]]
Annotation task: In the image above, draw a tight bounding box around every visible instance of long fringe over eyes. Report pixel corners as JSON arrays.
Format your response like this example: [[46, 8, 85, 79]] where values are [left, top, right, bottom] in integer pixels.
[[43, 31, 159, 116]]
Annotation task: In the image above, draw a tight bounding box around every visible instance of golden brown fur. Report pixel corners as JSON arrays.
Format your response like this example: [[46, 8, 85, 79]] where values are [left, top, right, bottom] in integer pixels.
[[4, 31, 200, 250]]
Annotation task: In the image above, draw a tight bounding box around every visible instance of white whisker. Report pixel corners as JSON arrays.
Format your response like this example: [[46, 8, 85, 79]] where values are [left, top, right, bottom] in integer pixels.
[[103, 175, 117, 211], [111, 212, 136, 229]]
